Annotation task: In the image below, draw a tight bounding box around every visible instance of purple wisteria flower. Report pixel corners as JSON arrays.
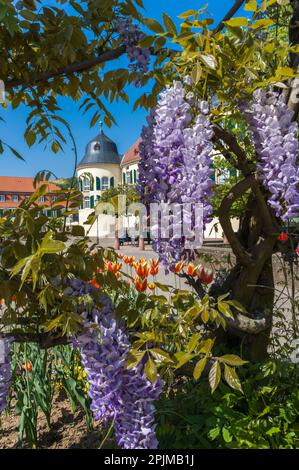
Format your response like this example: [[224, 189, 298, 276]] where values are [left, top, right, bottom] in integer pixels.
[[138, 80, 214, 268], [242, 88, 299, 221], [69, 279, 163, 449], [116, 18, 150, 87], [0, 335, 12, 414]]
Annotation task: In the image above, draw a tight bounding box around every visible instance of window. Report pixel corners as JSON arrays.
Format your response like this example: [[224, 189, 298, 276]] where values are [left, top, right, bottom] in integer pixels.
[[126, 171, 131, 184], [12, 195, 19, 203], [84, 196, 90, 209], [39, 196, 45, 203], [96, 177, 101, 191], [83, 178, 90, 191], [101, 177, 109, 191], [51, 196, 57, 202], [0, 195, 5, 202]]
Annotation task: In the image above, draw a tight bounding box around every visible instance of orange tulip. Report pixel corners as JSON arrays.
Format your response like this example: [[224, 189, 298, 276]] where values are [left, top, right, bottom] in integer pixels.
[[134, 260, 149, 279], [105, 260, 122, 276], [186, 263, 197, 277], [88, 278, 101, 289], [173, 261, 184, 274], [198, 266, 214, 285], [134, 277, 148, 292], [148, 283, 156, 290], [149, 259, 159, 276], [123, 256, 135, 266], [22, 361, 32, 372]]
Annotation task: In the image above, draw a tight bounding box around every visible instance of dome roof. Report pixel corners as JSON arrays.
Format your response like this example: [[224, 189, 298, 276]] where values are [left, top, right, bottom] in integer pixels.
[[77, 130, 121, 168]]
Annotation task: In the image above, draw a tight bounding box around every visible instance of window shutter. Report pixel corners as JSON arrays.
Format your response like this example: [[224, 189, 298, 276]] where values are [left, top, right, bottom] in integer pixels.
[[123, 173, 126, 185], [90, 177, 94, 191], [90, 195, 95, 208], [130, 170, 133, 184], [133, 170, 137, 183], [209, 163, 215, 182], [230, 168, 237, 177], [96, 177, 101, 190], [110, 177, 114, 188], [0, 209, 3, 217], [79, 179, 83, 191], [47, 210, 52, 217]]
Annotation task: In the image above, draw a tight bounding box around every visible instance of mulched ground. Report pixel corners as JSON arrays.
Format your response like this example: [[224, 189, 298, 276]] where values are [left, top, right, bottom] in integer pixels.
[[0, 392, 112, 449]]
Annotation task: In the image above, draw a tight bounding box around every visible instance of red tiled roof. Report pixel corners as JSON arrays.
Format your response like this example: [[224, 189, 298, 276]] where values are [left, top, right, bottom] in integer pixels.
[[0, 176, 59, 193], [121, 138, 141, 167]]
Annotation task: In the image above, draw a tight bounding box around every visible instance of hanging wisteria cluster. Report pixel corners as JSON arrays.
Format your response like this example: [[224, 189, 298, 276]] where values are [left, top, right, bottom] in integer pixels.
[[242, 88, 299, 221], [116, 18, 150, 87], [0, 335, 12, 414], [68, 279, 163, 449], [138, 79, 214, 268]]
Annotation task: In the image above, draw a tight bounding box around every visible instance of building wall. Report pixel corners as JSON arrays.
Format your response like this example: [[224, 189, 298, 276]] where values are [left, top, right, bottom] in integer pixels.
[[77, 163, 121, 236], [121, 162, 139, 185]]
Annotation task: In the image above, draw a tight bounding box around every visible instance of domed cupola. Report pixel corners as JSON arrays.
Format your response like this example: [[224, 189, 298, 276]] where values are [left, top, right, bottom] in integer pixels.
[[77, 130, 121, 168]]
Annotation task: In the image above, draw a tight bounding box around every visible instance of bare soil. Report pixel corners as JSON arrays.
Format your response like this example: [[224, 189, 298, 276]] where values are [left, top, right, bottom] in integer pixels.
[[0, 393, 110, 449]]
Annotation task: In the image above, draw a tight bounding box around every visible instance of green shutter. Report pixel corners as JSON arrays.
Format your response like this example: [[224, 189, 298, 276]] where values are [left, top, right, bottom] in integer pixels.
[[230, 168, 237, 177], [57, 209, 62, 217], [123, 173, 126, 185], [209, 163, 215, 182], [80, 200, 83, 209], [90, 196, 94, 208], [79, 179, 83, 191], [90, 177, 94, 191], [0, 209, 3, 217], [133, 170, 137, 183], [47, 210, 52, 217], [130, 170, 133, 184], [96, 177, 101, 190], [110, 177, 114, 188]]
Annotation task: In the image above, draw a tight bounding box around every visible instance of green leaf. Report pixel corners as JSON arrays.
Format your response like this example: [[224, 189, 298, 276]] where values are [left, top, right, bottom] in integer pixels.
[[209, 361, 221, 393], [276, 67, 296, 77], [145, 357, 158, 384], [191, 62, 202, 85], [143, 17, 164, 34], [222, 427, 233, 443], [149, 348, 173, 364], [224, 364, 243, 393], [193, 357, 207, 381], [252, 19, 275, 30], [162, 13, 177, 35], [218, 354, 248, 366], [174, 351, 195, 369], [178, 9, 198, 18], [200, 54, 217, 70], [187, 333, 201, 353], [225, 18, 248, 27], [244, 0, 258, 11]]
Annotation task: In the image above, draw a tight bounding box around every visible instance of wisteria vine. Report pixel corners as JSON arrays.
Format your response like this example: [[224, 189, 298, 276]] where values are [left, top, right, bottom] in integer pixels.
[[0, 335, 12, 414], [138, 79, 214, 268], [242, 88, 299, 221], [68, 279, 163, 449], [116, 18, 150, 87]]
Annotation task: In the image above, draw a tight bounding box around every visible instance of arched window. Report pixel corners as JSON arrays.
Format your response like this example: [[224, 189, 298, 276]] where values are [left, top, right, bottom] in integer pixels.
[[101, 177, 109, 191], [83, 177, 90, 191], [84, 196, 90, 209]]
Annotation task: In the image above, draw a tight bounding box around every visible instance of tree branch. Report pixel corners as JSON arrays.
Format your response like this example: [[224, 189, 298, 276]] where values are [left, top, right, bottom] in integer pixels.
[[224, 311, 268, 334], [5, 46, 126, 90], [213, 0, 246, 34], [218, 176, 255, 267], [213, 124, 252, 176], [1, 332, 70, 349]]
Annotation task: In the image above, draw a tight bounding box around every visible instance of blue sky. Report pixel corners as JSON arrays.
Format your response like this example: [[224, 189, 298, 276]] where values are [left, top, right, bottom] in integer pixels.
[[1, 1, 245, 178]]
